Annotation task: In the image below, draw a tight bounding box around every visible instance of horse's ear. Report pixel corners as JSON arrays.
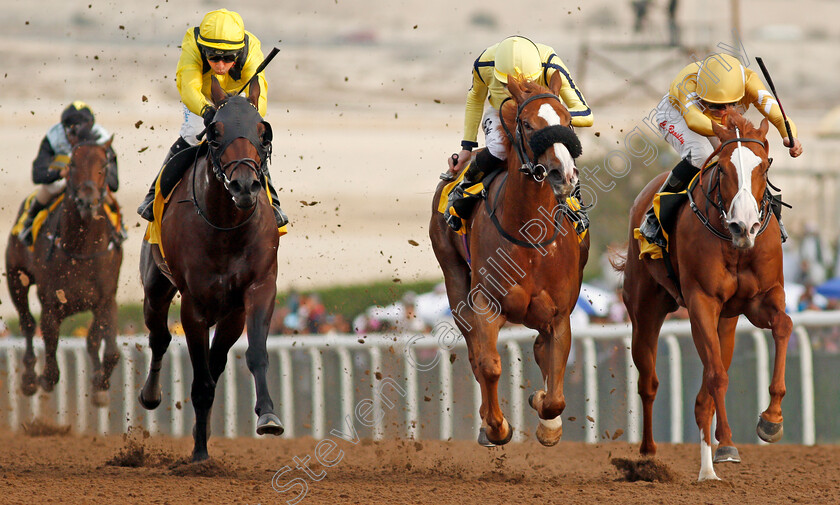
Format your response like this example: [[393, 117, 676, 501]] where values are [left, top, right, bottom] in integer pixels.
[[711, 119, 728, 140], [104, 135, 114, 150], [548, 72, 563, 96], [506, 75, 526, 102], [248, 79, 261, 111], [210, 76, 226, 106], [758, 117, 770, 138]]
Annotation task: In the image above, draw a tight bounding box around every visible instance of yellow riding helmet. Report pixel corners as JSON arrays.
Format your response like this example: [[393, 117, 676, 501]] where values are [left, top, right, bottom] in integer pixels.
[[696, 53, 746, 104], [493, 36, 543, 84], [198, 9, 246, 52]]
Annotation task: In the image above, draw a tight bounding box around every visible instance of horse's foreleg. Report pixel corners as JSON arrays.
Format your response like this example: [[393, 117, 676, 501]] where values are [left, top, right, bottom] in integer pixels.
[[208, 311, 246, 383], [9, 265, 38, 396], [713, 316, 741, 463], [529, 317, 572, 447], [181, 297, 214, 462], [38, 309, 62, 393], [139, 251, 177, 411], [746, 288, 791, 443], [89, 300, 120, 406], [686, 294, 727, 481], [630, 308, 668, 457], [244, 283, 283, 436], [21, 330, 38, 397]]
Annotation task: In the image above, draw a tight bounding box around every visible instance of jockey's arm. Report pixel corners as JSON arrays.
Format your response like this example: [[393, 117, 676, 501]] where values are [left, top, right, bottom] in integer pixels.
[[745, 70, 802, 157], [176, 31, 214, 117], [544, 56, 593, 127], [32, 136, 63, 185]]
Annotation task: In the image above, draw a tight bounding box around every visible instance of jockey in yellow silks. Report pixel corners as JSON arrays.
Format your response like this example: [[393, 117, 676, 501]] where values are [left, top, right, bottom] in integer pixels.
[[443, 35, 593, 231], [137, 8, 287, 228], [638, 53, 803, 246]]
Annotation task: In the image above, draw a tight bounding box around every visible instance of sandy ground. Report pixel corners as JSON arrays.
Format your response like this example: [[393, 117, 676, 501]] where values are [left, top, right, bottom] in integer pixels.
[[2, 0, 840, 322], [1, 427, 839, 504]]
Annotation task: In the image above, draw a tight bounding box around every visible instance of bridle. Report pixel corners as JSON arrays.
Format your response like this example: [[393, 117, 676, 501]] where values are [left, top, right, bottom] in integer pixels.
[[498, 93, 581, 183], [65, 141, 108, 214], [485, 93, 583, 249], [688, 128, 774, 241]]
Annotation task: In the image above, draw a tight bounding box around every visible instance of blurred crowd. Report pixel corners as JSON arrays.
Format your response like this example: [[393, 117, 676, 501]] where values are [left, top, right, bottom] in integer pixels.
[[269, 291, 352, 335]]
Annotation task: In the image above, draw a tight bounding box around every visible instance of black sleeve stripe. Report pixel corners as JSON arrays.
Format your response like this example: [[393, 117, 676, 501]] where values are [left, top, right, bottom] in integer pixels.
[[544, 56, 591, 117], [473, 49, 491, 85]]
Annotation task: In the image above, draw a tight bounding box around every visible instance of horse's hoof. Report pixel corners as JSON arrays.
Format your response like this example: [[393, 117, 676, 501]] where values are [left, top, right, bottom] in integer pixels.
[[20, 378, 38, 397], [91, 391, 109, 407], [191, 451, 210, 463], [256, 413, 284, 436], [477, 421, 514, 447], [756, 416, 783, 443], [38, 375, 56, 393], [714, 445, 741, 464], [138, 390, 161, 410], [535, 415, 563, 447]]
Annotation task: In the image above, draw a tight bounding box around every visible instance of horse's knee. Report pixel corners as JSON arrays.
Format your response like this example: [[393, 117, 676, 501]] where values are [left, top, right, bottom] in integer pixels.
[[638, 373, 659, 400], [245, 347, 268, 373], [478, 355, 502, 383], [704, 368, 728, 395], [191, 380, 217, 410], [772, 313, 793, 341]]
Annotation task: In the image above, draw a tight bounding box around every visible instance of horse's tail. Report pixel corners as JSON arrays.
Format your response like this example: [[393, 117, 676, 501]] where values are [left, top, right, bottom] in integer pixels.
[[608, 242, 628, 273]]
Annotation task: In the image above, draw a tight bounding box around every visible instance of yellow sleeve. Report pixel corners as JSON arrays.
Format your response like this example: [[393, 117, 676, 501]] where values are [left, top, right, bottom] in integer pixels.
[[463, 67, 489, 145], [669, 68, 716, 137], [543, 52, 593, 127], [238, 34, 268, 117], [176, 30, 213, 116], [744, 70, 797, 139]]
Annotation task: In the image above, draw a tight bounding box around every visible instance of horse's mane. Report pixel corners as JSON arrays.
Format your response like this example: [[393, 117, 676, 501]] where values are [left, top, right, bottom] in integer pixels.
[[73, 127, 100, 145]]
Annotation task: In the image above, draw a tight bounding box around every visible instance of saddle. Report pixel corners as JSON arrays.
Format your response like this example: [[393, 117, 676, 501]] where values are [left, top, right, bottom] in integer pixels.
[[12, 192, 122, 251]]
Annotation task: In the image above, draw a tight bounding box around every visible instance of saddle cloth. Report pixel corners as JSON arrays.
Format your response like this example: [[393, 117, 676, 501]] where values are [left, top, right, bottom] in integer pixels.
[[437, 167, 589, 242], [12, 192, 121, 251]]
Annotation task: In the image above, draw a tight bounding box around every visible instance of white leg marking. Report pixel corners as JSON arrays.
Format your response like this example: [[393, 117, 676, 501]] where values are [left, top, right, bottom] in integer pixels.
[[698, 429, 720, 481], [539, 414, 563, 431]]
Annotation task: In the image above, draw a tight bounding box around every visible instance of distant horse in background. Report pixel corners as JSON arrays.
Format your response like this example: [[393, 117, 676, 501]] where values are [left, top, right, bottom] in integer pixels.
[[430, 77, 589, 447], [138, 77, 283, 462], [614, 111, 790, 481], [6, 131, 123, 406]]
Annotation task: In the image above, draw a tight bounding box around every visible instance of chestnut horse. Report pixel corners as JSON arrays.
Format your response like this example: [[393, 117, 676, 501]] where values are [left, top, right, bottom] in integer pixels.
[[615, 111, 790, 481], [6, 132, 123, 406], [138, 78, 283, 461], [430, 77, 589, 447]]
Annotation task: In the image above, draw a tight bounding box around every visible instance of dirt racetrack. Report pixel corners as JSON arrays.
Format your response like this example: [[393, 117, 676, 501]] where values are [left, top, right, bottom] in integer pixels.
[[1, 427, 839, 505]]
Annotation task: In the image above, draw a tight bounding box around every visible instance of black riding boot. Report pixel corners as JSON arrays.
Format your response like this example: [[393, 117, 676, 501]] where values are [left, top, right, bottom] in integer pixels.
[[138, 137, 192, 221], [638, 157, 698, 247], [264, 171, 289, 228], [444, 150, 503, 231], [18, 199, 48, 246]]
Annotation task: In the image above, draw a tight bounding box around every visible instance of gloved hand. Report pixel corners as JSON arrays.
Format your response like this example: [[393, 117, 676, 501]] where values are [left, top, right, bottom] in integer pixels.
[[49, 154, 71, 174], [201, 105, 217, 128]]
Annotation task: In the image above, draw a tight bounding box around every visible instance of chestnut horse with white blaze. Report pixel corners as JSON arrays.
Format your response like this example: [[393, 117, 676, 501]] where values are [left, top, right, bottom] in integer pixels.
[[614, 111, 790, 481], [430, 77, 589, 447]]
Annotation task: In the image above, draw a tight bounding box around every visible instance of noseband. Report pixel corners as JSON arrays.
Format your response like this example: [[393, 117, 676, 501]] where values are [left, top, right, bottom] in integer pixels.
[[499, 94, 582, 182], [688, 129, 774, 241]]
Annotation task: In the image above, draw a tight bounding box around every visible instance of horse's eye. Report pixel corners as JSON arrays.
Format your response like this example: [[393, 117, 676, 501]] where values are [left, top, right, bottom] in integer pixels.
[[522, 121, 533, 131]]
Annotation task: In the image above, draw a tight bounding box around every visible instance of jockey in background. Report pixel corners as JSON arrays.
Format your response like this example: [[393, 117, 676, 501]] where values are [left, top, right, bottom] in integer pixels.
[[19, 101, 119, 246], [137, 8, 287, 227], [443, 35, 593, 230], [638, 53, 804, 246]]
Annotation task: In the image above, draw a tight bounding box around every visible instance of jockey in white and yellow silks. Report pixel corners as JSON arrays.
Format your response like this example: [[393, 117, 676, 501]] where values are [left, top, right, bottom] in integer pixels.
[[638, 53, 803, 246], [138, 8, 287, 228], [449, 35, 593, 177]]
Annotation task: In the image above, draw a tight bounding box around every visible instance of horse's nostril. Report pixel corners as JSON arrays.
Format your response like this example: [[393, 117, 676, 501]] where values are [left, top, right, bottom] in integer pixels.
[[229, 181, 242, 193], [250, 180, 261, 194], [728, 221, 746, 236]]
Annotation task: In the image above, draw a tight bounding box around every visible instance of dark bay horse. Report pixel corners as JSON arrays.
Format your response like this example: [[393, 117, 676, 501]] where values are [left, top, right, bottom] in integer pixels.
[[430, 77, 589, 447], [6, 132, 123, 406], [615, 111, 790, 481], [138, 77, 283, 461]]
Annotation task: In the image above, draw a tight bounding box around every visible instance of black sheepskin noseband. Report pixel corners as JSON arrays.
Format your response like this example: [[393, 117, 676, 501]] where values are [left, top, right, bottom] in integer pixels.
[[528, 124, 583, 160]]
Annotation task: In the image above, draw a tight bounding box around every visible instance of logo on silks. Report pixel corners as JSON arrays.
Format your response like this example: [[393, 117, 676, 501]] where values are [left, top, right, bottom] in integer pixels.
[[205, 96, 273, 179]]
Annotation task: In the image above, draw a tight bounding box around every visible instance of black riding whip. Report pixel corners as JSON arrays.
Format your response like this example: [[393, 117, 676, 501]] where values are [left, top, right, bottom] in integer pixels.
[[755, 56, 794, 142]]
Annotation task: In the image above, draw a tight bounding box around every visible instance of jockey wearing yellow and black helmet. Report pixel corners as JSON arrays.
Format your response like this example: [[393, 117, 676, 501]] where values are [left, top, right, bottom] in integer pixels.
[[18, 101, 119, 246], [138, 9, 287, 228], [638, 53, 804, 247]]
